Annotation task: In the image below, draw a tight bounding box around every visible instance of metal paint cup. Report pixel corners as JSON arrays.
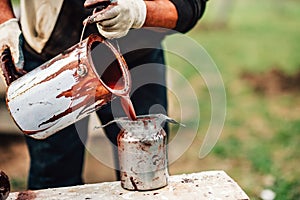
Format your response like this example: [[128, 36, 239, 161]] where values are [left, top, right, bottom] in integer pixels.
[[116, 114, 172, 191]]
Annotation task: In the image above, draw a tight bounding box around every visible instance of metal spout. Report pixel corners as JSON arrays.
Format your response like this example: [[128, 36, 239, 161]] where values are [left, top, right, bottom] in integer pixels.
[[100, 114, 184, 130]]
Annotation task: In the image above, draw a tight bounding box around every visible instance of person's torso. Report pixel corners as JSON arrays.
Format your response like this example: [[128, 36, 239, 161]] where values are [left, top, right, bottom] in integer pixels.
[[21, 0, 166, 65]]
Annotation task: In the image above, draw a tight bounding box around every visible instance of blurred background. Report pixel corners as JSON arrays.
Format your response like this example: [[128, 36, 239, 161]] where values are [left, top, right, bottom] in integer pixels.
[[1, 0, 300, 199]]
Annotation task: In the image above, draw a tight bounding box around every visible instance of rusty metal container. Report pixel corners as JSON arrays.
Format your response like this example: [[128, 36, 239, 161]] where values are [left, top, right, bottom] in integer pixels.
[[116, 114, 170, 191], [4, 34, 130, 139]]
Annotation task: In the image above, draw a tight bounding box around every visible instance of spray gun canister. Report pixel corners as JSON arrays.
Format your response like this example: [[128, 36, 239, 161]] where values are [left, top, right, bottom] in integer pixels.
[[112, 114, 181, 191]]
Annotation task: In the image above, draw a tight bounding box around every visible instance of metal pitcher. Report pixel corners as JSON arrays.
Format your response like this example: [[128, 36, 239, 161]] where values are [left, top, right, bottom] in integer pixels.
[[114, 114, 180, 191], [1, 34, 131, 139]]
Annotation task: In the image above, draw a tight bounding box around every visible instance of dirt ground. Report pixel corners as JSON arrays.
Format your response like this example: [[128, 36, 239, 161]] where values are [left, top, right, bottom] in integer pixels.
[[241, 67, 300, 95]]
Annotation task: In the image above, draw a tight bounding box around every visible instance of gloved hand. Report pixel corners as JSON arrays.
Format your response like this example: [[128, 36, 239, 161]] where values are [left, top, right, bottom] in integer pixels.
[[85, 0, 147, 39], [0, 18, 24, 69]]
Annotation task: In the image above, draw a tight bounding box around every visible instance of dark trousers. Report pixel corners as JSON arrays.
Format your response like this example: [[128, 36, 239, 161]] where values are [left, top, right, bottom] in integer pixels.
[[23, 45, 168, 189]]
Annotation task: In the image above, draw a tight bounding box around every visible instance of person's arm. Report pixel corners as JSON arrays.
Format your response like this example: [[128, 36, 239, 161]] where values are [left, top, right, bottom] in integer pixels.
[[144, 0, 207, 32], [84, 0, 207, 38], [143, 0, 178, 29], [0, 0, 16, 23], [169, 0, 207, 33]]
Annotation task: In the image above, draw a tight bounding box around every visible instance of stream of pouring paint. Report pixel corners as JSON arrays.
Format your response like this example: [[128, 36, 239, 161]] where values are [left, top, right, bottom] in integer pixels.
[[80, 21, 137, 121]]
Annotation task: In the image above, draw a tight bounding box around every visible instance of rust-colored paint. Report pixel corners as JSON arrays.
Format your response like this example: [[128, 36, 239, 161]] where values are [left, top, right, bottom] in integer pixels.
[[120, 95, 137, 120], [16, 191, 36, 200], [36, 36, 117, 128], [129, 177, 139, 190]]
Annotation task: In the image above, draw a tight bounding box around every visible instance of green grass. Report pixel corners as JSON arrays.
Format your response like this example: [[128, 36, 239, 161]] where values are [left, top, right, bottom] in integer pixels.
[[10, 178, 27, 191], [11, 0, 19, 5], [212, 135, 242, 158], [165, 0, 300, 199], [273, 178, 300, 200], [190, 0, 300, 75]]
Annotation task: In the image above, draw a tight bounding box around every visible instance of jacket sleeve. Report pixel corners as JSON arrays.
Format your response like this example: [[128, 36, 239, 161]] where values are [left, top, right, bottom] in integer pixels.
[[169, 0, 207, 33]]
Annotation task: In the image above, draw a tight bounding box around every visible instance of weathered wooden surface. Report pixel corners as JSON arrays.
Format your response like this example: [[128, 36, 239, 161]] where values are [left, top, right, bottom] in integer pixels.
[[8, 171, 249, 200]]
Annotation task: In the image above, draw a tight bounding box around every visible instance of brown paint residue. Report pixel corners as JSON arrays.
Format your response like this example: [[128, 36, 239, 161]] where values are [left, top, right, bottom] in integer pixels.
[[129, 177, 138, 191], [37, 45, 110, 127], [38, 67, 111, 127], [16, 191, 36, 200]]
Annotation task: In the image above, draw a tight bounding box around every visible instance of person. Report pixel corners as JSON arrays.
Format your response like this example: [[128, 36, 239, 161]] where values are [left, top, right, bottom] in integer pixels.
[[0, 0, 207, 190]]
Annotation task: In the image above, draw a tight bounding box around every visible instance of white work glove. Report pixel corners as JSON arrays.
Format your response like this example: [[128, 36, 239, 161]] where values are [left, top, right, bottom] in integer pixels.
[[94, 0, 147, 39], [0, 18, 24, 69]]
